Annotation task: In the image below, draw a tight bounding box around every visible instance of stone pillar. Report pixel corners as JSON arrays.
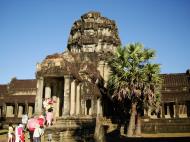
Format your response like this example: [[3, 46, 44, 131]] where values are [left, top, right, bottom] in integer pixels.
[[52, 82, 57, 122], [76, 83, 81, 115], [35, 77, 44, 114], [175, 103, 179, 118], [63, 75, 71, 116], [25, 102, 28, 114], [28, 105, 33, 117], [91, 99, 95, 116], [45, 83, 51, 99], [80, 84, 85, 115], [161, 103, 165, 118], [56, 81, 61, 117], [2, 103, 6, 117], [70, 80, 76, 115], [14, 103, 18, 118], [18, 105, 23, 117], [167, 105, 170, 118], [97, 98, 103, 116], [85, 100, 87, 115]]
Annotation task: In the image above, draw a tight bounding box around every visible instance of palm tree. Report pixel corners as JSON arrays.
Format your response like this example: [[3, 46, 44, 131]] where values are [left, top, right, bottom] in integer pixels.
[[108, 43, 161, 137]]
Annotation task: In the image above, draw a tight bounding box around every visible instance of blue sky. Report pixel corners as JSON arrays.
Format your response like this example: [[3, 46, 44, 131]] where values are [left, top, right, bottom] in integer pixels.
[[0, 0, 190, 84]]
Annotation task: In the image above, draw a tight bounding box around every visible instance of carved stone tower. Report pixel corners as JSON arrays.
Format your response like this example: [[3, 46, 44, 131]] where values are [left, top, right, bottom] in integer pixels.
[[67, 11, 121, 53], [35, 11, 121, 142]]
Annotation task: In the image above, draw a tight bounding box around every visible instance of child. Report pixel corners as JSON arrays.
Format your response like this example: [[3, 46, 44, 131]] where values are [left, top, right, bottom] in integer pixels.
[[8, 123, 14, 142]]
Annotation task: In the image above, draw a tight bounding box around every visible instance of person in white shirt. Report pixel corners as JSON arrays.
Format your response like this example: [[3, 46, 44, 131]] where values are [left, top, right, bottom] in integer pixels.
[[33, 124, 43, 142], [22, 114, 28, 129]]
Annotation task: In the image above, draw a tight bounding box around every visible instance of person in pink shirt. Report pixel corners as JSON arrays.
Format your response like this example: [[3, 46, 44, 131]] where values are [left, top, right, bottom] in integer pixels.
[[46, 111, 53, 127], [27, 116, 38, 142]]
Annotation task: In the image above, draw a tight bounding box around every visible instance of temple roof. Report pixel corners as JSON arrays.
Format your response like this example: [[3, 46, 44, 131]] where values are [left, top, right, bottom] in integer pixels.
[[161, 73, 190, 87], [0, 78, 37, 96], [9, 78, 37, 90], [161, 73, 190, 102], [0, 85, 8, 96]]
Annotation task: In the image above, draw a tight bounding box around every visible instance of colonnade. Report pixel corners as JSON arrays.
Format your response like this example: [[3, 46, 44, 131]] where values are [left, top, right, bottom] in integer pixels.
[[0, 102, 34, 118], [35, 75, 103, 118], [161, 102, 189, 118]]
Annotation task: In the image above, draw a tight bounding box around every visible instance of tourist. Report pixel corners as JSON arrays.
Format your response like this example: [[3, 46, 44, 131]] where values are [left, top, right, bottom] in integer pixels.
[[46, 109, 53, 127], [19, 130, 25, 142], [14, 125, 19, 142], [15, 124, 23, 142], [27, 116, 38, 142], [42, 98, 48, 111], [22, 113, 28, 130], [33, 124, 43, 142], [37, 114, 45, 127], [8, 123, 14, 142]]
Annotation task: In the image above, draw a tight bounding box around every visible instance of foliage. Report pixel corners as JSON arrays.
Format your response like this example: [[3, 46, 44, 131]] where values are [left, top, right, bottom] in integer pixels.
[[108, 43, 162, 114]]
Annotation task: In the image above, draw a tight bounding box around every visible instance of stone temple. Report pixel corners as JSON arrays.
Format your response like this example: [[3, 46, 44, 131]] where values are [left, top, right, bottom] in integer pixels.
[[0, 11, 190, 141]]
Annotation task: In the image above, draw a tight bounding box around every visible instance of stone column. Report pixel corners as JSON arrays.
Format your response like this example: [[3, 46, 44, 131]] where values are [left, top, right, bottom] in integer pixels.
[[85, 100, 87, 115], [175, 102, 179, 118], [18, 105, 23, 117], [52, 82, 57, 123], [97, 98, 103, 116], [167, 105, 170, 118], [63, 75, 71, 116], [161, 103, 165, 118], [35, 77, 44, 114], [80, 84, 85, 115], [91, 99, 95, 116], [14, 103, 18, 118], [70, 80, 76, 115], [56, 81, 61, 117], [25, 102, 28, 114], [2, 103, 6, 117], [28, 105, 33, 117], [45, 83, 51, 99], [76, 83, 81, 115]]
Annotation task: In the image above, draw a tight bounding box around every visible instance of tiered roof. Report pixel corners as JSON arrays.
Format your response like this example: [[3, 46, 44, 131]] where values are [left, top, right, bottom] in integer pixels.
[[161, 73, 190, 102]]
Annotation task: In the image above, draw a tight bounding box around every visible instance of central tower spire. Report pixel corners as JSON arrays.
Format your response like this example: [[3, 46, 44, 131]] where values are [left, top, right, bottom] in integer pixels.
[[67, 11, 121, 53]]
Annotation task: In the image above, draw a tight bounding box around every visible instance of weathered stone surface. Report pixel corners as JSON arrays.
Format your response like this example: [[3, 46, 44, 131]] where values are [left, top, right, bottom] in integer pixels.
[[67, 11, 121, 52], [45, 117, 96, 142]]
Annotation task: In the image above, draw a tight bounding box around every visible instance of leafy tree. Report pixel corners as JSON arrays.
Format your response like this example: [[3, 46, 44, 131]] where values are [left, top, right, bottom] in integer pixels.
[[108, 43, 161, 136]]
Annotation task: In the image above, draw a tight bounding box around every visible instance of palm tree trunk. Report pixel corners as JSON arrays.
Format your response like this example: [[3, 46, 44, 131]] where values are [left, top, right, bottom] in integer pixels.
[[135, 113, 141, 136], [127, 102, 137, 137]]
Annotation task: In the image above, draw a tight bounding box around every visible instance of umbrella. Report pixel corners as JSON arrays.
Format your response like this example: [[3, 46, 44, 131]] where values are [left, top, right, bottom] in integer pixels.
[[27, 118, 38, 131]]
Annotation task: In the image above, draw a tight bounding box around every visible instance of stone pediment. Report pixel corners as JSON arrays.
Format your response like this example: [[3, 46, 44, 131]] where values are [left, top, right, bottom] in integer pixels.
[[36, 51, 108, 84]]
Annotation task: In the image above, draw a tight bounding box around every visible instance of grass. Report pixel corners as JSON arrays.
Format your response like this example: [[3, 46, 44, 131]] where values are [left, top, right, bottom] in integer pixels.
[[0, 129, 8, 135]]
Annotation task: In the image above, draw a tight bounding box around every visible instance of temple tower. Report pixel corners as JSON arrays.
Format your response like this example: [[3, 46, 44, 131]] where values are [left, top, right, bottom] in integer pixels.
[[35, 11, 121, 142]]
